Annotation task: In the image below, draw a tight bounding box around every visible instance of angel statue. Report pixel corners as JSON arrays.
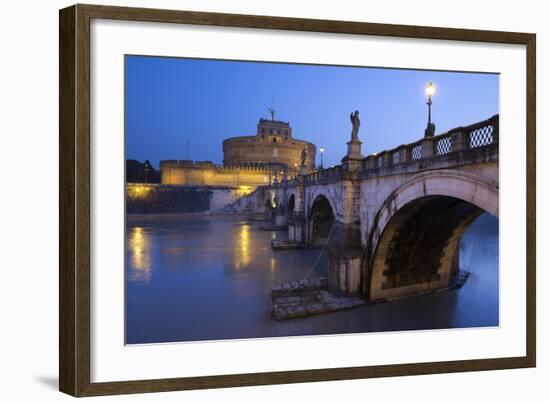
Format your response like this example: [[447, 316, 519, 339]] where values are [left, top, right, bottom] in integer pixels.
[[300, 147, 307, 167], [350, 110, 360, 141]]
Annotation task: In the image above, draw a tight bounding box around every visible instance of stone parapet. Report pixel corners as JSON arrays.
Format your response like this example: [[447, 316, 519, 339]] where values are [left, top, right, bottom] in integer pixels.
[[360, 114, 499, 178]]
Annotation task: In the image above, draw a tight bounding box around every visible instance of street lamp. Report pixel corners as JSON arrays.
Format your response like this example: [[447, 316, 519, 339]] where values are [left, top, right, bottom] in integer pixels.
[[143, 160, 151, 183], [320, 147, 325, 169], [424, 82, 436, 137]]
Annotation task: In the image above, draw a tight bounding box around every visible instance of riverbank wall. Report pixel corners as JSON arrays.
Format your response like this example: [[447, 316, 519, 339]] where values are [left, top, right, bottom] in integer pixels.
[[221, 186, 271, 214], [126, 183, 260, 214]]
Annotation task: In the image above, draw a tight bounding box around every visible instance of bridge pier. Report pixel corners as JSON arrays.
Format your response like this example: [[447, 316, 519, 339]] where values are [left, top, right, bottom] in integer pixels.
[[288, 211, 305, 243], [327, 222, 363, 295], [274, 205, 287, 227], [323, 136, 365, 296], [286, 177, 306, 242]]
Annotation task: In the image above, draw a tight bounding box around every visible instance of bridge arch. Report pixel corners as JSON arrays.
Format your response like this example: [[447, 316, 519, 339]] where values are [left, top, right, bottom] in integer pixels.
[[366, 170, 498, 300], [288, 194, 295, 216], [308, 194, 335, 247]]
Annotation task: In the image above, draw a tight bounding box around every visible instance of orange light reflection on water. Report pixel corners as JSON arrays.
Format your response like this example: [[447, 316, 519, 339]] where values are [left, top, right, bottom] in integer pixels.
[[128, 226, 152, 282], [234, 224, 251, 269]]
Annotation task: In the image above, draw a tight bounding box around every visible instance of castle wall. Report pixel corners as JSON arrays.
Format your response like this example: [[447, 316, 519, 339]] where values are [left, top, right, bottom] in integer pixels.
[[160, 161, 271, 187]]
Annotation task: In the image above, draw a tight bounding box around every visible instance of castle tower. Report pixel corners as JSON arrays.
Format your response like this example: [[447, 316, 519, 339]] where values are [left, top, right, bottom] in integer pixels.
[[222, 116, 316, 174], [160, 114, 317, 187]]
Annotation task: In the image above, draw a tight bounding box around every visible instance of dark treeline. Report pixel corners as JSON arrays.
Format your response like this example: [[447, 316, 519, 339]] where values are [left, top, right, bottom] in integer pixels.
[[126, 160, 161, 183]]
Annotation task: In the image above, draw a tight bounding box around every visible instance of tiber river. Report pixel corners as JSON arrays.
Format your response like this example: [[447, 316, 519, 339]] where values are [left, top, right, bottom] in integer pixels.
[[125, 213, 499, 344]]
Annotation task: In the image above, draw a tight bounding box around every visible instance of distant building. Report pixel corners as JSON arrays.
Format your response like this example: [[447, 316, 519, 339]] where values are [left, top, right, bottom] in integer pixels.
[[223, 118, 316, 172], [160, 116, 316, 187], [159, 160, 272, 187]]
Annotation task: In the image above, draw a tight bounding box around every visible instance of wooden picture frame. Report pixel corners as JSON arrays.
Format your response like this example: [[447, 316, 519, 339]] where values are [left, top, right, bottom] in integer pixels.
[[59, 3, 536, 397]]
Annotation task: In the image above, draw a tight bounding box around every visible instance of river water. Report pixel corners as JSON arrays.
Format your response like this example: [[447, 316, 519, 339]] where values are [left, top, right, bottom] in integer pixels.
[[125, 213, 498, 344]]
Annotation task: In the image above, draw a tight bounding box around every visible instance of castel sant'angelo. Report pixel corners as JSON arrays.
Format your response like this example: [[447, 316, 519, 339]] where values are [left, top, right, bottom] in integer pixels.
[[160, 112, 316, 188]]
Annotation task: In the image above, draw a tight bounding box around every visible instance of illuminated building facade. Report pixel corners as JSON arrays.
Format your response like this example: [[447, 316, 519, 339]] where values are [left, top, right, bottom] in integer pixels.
[[160, 117, 316, 187]]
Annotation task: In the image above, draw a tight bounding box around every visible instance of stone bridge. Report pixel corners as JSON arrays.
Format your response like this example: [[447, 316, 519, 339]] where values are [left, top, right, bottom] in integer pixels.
[[269, 114, 498, 301]]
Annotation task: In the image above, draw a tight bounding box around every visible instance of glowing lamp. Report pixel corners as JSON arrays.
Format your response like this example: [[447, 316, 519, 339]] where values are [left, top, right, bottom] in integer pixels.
[[425, 82, 435, 97]]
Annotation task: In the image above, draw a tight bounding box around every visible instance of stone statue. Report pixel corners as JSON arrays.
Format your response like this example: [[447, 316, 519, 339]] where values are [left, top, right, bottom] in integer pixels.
[[350, 110, 360, 141], [300, 147, 307, 166]]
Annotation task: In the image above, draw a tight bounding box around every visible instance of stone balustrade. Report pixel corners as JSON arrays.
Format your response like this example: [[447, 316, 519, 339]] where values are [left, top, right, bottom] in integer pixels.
[[303, 165, 343, 185], [361, 114, 499, 172], [274, 114, 498, 188]]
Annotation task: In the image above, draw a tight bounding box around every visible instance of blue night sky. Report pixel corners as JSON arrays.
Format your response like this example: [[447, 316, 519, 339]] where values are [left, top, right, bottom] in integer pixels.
[[125, 55, 499, 169]]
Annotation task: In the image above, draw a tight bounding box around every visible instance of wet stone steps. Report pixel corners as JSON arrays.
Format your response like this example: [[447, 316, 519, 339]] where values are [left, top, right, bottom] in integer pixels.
[[271, 240, 307, 250], [260, 225, 287, 231], [271, 277, 367, 320]]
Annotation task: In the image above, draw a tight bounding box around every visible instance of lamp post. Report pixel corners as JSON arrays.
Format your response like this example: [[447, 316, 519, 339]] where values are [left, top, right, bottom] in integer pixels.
[[424, 82, 436, 137], [143, 160, 151, 183], [320, 147, 324, 169]]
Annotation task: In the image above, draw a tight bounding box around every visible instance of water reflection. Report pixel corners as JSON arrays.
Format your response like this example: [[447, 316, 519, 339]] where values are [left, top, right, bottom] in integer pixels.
[[125, 213, 498, 344], [128, 226, 152, 282], [234, 223, 251, 269]]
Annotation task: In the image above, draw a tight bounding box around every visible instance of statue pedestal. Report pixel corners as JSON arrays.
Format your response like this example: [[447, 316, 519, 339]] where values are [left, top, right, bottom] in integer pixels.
[[346, 139, 362, 159], [341, 139, 363, 172], [299, 165, 308, 175], [327, 221, 363, 295]]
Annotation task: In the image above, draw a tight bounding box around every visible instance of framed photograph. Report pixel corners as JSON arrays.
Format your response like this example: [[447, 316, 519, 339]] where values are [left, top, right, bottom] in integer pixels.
[[59, 4, 536, 397]]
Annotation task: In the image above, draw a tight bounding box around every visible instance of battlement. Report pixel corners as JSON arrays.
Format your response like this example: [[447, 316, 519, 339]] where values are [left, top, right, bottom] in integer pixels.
[[258, 118, 290, 127], [160, 159, 279, 187], [160, 160, 283, 173], [160, 160, 215, 168]]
